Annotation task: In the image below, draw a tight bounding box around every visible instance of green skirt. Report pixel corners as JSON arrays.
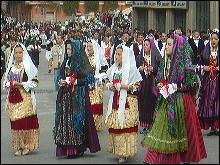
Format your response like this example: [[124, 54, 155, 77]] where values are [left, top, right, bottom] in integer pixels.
[[141, 94, 188, 154]]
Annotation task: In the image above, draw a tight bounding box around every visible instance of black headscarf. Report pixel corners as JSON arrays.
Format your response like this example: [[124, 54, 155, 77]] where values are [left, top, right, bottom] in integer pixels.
[[57, 39, 94, 116], [59, 39, 93, 78]]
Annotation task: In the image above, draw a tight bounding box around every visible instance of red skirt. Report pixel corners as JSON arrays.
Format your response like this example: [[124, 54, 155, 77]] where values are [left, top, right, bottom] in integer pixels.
[[143, 93, 207, 164], [11, 114, 39, 130], [199, 119, 219, 130], [91, 103, 103, 115]]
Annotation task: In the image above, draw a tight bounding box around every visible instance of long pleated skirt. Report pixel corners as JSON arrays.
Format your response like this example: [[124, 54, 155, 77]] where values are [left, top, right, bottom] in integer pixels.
[[54, 91, 101, 157], [197, 73, 219, 130]]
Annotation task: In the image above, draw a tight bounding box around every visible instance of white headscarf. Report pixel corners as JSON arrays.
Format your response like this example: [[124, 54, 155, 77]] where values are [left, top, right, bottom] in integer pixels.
[[85, 40, 109, 78], [4, 42, 38, 82], [105, 45, 142, 128]]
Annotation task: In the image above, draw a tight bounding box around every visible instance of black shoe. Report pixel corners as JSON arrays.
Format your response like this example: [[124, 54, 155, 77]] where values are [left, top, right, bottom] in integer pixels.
[[140, 128, 147, 134], [207, 130, 217, 136], [67, 151, 84, 158], [78, 151, 84, 156], [140, 128, 150, 134], [67, 154, 78, 158]]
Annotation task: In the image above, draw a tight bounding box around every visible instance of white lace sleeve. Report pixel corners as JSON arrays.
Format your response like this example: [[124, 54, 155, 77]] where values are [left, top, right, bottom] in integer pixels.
[[2, 81, 10, 90], [106, 82, 112, 90], [129, 84, 137, 94], [22, 81, 38, 92]]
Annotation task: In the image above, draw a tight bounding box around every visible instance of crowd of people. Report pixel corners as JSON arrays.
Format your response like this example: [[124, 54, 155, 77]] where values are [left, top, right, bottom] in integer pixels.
[[1, 8, 219, 164]]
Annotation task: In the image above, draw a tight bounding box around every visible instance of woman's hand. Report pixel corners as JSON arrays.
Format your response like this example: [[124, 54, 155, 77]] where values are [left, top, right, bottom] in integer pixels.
[[59, 79, 67, 86], [109, 84, 117, 91], [48, 66, 52, 73], [139, 66, 145, 72], [121, 84, 133, 91], [157, 82, 163, 90], [13, 81, 23, 86], [147, 66, 153, 72], [203, 66, 211, 71]]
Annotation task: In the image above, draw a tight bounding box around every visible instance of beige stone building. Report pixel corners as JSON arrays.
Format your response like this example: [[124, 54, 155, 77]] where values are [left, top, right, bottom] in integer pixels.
[[132, 1, 219, 33]]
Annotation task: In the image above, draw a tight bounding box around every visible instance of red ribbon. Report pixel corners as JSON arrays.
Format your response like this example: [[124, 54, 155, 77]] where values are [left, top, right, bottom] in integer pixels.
[[160, 80, 170, 95], [144, 62, 148, 67], [8, 80, 23, 103], [69, 73, 77, 92], [112, 79, 121, 84], [112, 79, 121, 106], [9, 80, 14, 90], [209, 65, 215, 77], [144, 62, 152, 74]]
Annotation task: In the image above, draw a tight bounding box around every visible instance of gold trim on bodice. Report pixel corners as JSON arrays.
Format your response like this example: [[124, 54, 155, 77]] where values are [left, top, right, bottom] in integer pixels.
[[87, 54, 96, 70]]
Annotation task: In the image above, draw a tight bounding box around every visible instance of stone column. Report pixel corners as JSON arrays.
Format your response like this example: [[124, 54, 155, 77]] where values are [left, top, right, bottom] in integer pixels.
[[132, 8, 138, 30], [148, 8, 156, 31], [186, 1, 196, 31], [210, 1, 219, 30], [165, 9, 174, 33]]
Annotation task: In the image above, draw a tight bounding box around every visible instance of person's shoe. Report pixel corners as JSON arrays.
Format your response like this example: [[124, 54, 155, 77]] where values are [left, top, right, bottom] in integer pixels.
[[67, 154, 79, 158], [140, 128, 147, 134], [140, 128, 150, 134], [67, 155, 75, 158], [15, 149, 22, 156], [78, 151, 84, 156], [22, 149, 30, 155], [207, 130, 216, 136], [143, 161, 150, 164], [118, 157, 127, 163]]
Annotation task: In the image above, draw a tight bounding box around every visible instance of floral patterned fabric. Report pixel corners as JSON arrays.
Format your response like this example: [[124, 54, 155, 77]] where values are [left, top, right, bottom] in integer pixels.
[[89, 83, 104, 130], [106, 97, 139, 129], [108, 132, 138, 157], [106, 96, 139, 157], [7, 86, 36, 121]]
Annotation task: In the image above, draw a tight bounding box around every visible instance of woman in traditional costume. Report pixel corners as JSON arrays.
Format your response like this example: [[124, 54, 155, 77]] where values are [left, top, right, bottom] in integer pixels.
[[3, 43, 40, 156], [27, 39, 42, 68], [105, 45, 142, 163], [85, 40, 109, 131], [53, 39, 101, 157], [197, 31, 219, 136], [141, 33, 207, 164], [136, 38, 162, 134]]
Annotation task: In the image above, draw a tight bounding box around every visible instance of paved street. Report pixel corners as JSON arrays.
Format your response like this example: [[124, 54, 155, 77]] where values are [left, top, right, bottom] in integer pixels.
[[1, 49, 219, 164]]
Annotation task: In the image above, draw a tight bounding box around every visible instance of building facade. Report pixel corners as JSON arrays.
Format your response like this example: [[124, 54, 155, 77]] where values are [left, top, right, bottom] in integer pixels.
[[2, 1, 132, 24], [132, 1, 219, 33]]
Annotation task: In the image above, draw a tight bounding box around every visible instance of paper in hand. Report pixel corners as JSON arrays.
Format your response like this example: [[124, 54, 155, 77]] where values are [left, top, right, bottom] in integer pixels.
[[115, 83, 121, 91], [159, 84, 177, 99], [65, 77, 71, 84]]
